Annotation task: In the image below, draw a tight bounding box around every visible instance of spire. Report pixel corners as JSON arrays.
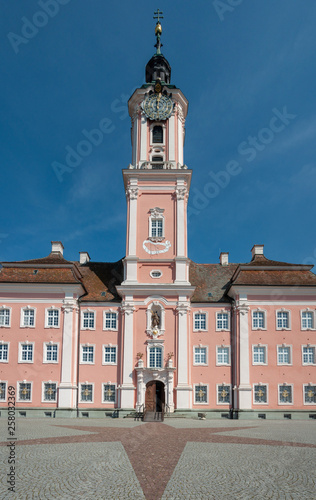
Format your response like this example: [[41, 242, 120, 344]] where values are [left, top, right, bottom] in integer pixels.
[[145, 9, 171, 84], [154, 9, 163, 55]]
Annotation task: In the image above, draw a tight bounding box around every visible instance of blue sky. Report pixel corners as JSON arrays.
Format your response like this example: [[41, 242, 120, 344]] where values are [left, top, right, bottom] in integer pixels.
[[1, 0, 316, 267]]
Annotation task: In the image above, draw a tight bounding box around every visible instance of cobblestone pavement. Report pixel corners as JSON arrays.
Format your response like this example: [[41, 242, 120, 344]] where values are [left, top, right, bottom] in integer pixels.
[[0, 418, 315, 499]]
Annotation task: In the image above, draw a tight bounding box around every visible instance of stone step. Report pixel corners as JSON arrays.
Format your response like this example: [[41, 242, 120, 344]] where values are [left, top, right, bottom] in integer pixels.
[[143, 411, 163, 422]]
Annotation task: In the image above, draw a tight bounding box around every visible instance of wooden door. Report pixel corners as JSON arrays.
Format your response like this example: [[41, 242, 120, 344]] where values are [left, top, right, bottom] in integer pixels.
[[145, 381, 156, 411]]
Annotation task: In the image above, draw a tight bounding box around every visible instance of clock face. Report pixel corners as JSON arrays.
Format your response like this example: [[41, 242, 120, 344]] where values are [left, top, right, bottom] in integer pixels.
[[142, 94, 174, 121]]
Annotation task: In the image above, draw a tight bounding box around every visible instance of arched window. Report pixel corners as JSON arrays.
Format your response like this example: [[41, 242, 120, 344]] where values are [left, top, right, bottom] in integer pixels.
[[153, 125, 163, 144]]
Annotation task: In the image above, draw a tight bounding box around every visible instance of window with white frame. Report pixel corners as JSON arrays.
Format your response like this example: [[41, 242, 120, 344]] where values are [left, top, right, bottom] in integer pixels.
[[0, 382, 6, 401], [276, 311, 290, 329], [20, 343, 33, 363], [194, 313, 207, 331], [0, 343, 9, 362], [149, 208, 165, 239], [18, 382, 32, 401], [80, 384, 93, 402], [43, 382, 57, 402], [82, 311, 95, 329], [45, 344, 58, 363], [194, 385, 208, 404], [149, 347, 162, 368], [0, 308, 10, 327], [194, 347, 207, 365], [254, 384, 268, 404], [278, 384, 293, 404], [302, 346, 315, 365], [22, 308, 35, 327], [217, 346, 230, 365], [216, 312, 229, 330], [301, 311, 314, 330], [152, 125, 163, 144], [253, 345, 267, 365], [252, 311, 265, 329], [104, 312, 117, 330], [81, 345, 94, 364], [277, 346, 291, 365], [217, 384, 231, 404], [46, 308, 60, 328], [304, 385, 316, 404], [151, 218, 163, 238], [103, 384, 116, 403], [103, 346, 117, 365]]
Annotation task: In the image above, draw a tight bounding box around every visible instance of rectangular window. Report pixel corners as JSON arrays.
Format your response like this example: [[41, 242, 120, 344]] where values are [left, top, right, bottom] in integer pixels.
[[304, 385, 316, 404], [277, 311, 289, 329], [277, 346, 291, 365], [83, 311, 95, 329], [0, 382, 6, 401], [254, 385, 268, 404], [194, 313, 207, 331], [43, 383, 57, 402], [23, 309, 35, 327], [302, 346, 315, 364], [302, 311, 314, 329], [253, 311, 265, 329], [104, 346, 117, 364], [45, 344, 58, 362], [0, 309, 10, 327], [217, 347, 230, 365], [81, 346, 94, 363], [47, 309, 59, 327], [103, 384, 116, 403], [19, 382, 31, 401], [217, 385, 231, 404], [217, 313, 229, 330], [253, 346, 266, 364], [149, 347, 162, 368], [194, 347, 207, 365], [279, 385, 293, 404], [104, 312, 117, 330], [80, 384, 93, 402], [151, 219, 163, 237], [195, 385, 208, 404], [0, 344, 8, 362], [21, 344, 33, 362]]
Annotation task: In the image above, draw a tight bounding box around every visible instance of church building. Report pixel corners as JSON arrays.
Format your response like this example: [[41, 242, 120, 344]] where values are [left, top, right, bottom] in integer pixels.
[[1, 16, 316, 420]]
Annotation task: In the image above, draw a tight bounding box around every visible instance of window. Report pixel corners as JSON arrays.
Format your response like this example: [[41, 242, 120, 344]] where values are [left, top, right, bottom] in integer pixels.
[[149, 347, 162, 368], [22, 308, 35, 327], [252, 311, 265, 329], [20, 343, 33, 363], [81, 346, 94, 364], [82, 311, 95, 329], [46, 308, 60, 328], [0, 308, 10, 327], [0, 343, 9, 362], [254, 385, 268, 404], [278, 385, 293, 404], [104, 312, 117, 330], [194, 347, 207, 365], [301, 311, 314, 330], [217, 384, 231, 404], [0, 382, 6, 401], [302, 346, 315, 365], [18, 382, 32, 401], [45, 344, 58, 363], [153, 125, 163, 143], [80, 384, 93, 402], [194, 385, 208, 404], [194, 313, 207, 331], [253, 346, 267, 365], [151, 219, 163, 238], [103, 346, 117, 365], [151, 156, 164, 169], [304, 385, 316, 404], [276, 311, 290, 329], [43, 383, 57, 402], [217, 346, 230, 365], [216, 312, 229, 330], [103, 384, 116, 403], [150, 270, 162, 279], [277, 346, 291, 365]]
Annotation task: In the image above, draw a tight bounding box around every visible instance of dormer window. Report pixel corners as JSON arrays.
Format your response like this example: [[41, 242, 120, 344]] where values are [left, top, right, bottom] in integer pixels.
[[153, 125, 163, 144]]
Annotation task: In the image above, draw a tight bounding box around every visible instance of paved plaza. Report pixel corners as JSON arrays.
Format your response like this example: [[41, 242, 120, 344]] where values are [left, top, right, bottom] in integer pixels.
[[1, 417, 315, 499]]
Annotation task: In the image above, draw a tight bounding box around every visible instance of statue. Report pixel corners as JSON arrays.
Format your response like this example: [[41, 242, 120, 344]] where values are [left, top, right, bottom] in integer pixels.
[[151, 310, 160, 328]]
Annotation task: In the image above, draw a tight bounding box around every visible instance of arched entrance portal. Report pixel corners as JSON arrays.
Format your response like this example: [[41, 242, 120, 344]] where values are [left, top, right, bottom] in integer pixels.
[[145, 381, 165, 412]]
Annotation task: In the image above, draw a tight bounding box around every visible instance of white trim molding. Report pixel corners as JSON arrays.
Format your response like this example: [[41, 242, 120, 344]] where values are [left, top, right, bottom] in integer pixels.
[[253, 383, 269, 405], [193, 383, 209, 405], [18, 341, 34, 364], [216, 345, 231, 366], [193, 310, 208, 332], [103, 310, 118, 331], [81, 309, 96, 330], [277, 344, 292, 366], [0, 341, 9, 363], [41, 381, 58, 403], [17, 381, 33, 402], [0, 305, 11, 328], [301, 344, 316, 366], [80, 344, 95, 365], [216, 383, 232, 405], [278, 383, 294, 405], [300, 309, 316, 331], [275, 309, 291, 331], [43, 342, 59, 364], [193, 345, 208, 366], [20, 305, 36, 328], [79, 382, 94, 404], [102, 383, 117, 404], [303, 383, 316, 405], [251, 308, 267, 331], [102, 344, 118, 366], [252, 344, 268, 366], [215, 310, 230, 332], [45, 306, 61, 329]]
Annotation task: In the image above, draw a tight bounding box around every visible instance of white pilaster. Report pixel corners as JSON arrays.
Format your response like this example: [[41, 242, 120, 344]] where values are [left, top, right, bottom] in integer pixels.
[[58, 299, 78, 409], [140, 114, 148, 163], [237, 301, 252, 409], [168, 114, 175, 161], [175, 183, 187, 258], [126, 180, 138, 257], [175, 302, 192, 408], [120, 301, 136, 408]]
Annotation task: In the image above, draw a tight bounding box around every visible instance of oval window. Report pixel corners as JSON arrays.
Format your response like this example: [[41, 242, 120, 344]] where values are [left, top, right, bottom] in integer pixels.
[[150, 270, 162, 279]]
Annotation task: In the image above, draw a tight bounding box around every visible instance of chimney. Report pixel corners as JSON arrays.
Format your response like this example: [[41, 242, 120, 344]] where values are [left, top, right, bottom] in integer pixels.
[[251, 244, 264, 259], [51, 241, 64, 255], [79, 252, 91, 265], [219, 252, 229, 266]]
